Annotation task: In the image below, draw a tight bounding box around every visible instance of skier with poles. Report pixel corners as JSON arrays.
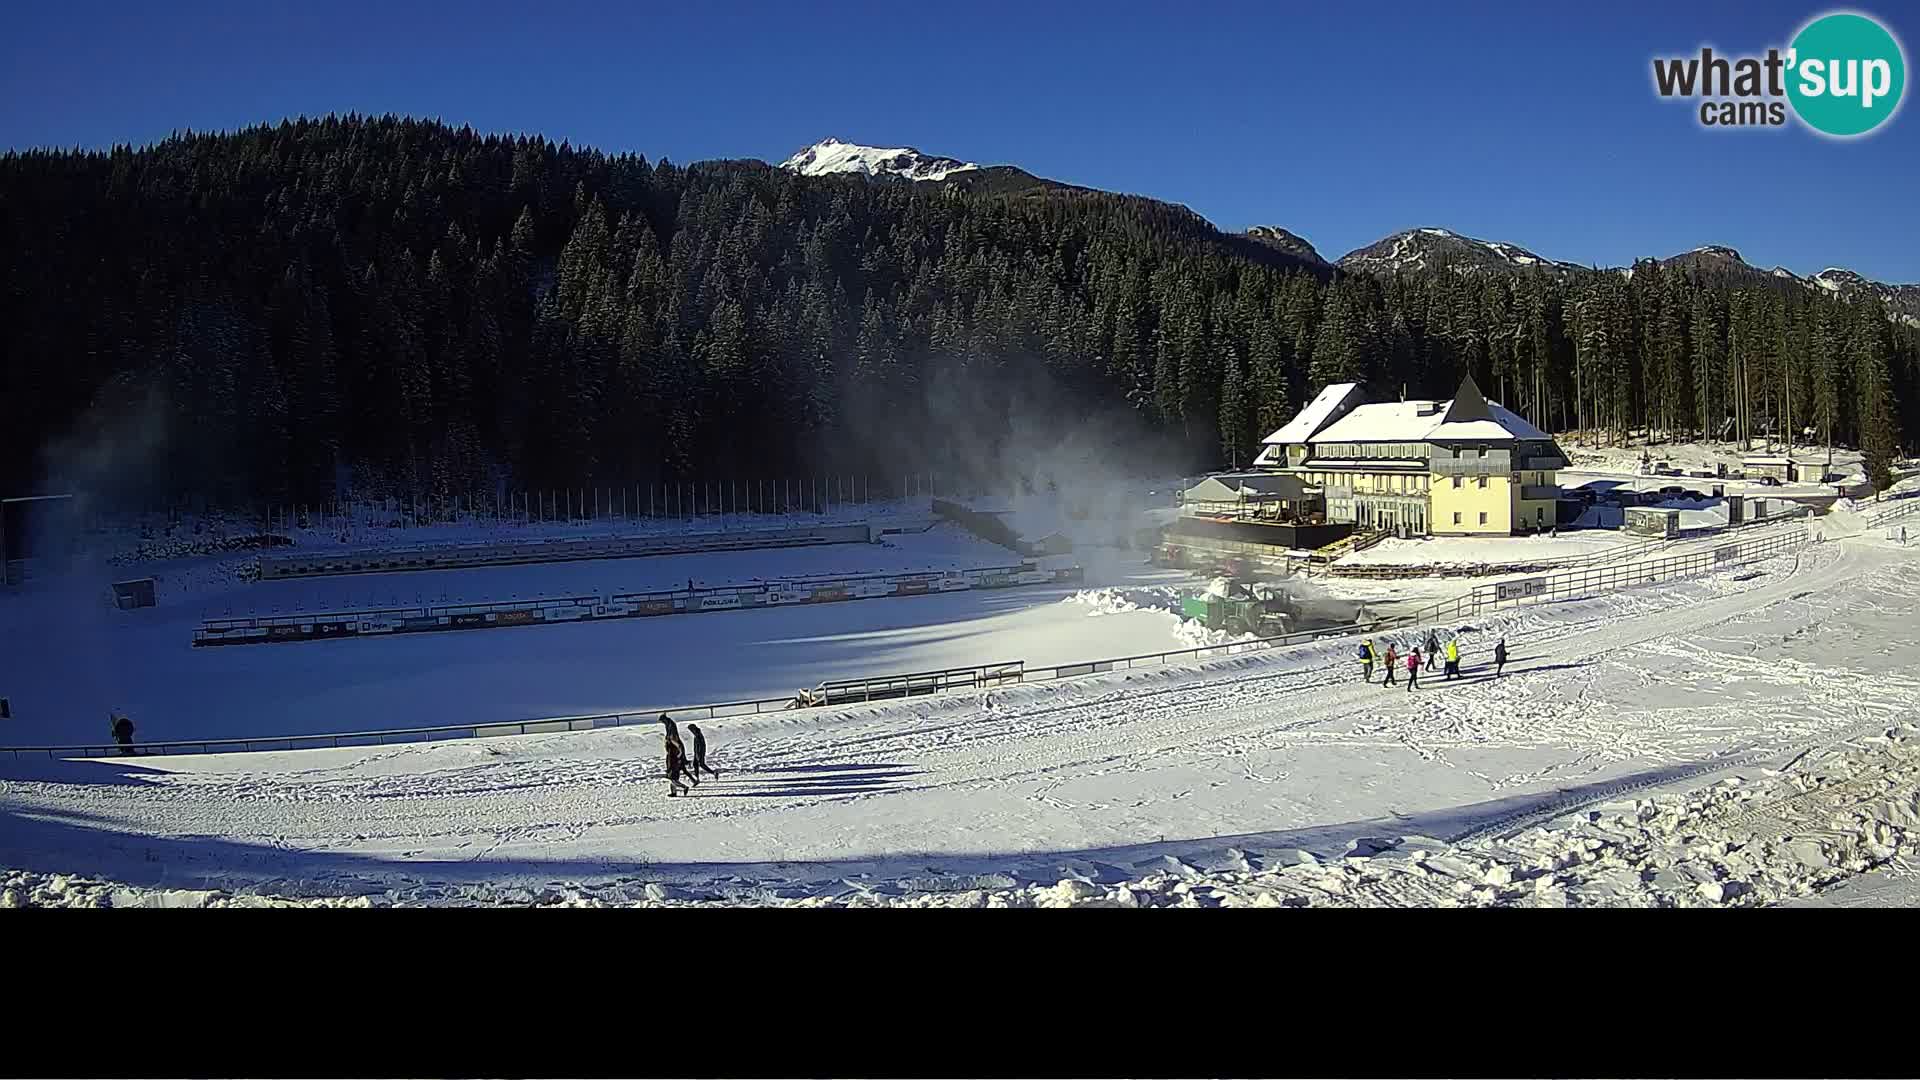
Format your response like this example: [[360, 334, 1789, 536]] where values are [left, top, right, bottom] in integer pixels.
[[1382, 642, 1398, 687], [687, 722, 719, 781]]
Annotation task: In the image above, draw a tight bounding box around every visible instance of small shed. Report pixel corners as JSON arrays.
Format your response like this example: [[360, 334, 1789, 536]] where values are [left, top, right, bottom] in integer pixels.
[[111, 578, 158, 610], [1623, 506, 1681, 538], [1742, 456, 1804, 483], [1181, 472, 1317, 517]]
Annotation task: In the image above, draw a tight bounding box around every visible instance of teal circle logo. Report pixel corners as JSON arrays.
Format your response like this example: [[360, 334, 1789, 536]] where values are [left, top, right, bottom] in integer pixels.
[[1787, 12, 1906, 136]]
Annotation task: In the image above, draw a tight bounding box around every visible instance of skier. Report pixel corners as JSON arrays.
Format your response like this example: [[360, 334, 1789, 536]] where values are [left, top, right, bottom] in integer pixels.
[[1444, 638, 1461, 680], [660, 714, 694, 795], [1424, 630, 1440, 671], [1405, 648, 1420, 692], [1358, 639, 1375, 683], [687, 722, 719, 781], [1494, 638, 1508, 678], [1903, 526, 1909, 546], [1382, 642, 1398, 687], [109, 713, 136, 756]]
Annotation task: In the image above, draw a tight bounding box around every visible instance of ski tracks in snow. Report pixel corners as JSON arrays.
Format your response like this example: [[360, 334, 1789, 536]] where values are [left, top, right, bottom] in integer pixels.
[[4, 537, 1917, 903]]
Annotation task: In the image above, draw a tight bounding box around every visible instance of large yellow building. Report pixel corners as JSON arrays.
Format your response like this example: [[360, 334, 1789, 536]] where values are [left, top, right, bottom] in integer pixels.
[[1252, 376, 1568, 536]]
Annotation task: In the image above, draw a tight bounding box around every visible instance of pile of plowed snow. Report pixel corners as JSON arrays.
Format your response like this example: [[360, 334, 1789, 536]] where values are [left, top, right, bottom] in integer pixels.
[[1062, 586, 1258, 649]]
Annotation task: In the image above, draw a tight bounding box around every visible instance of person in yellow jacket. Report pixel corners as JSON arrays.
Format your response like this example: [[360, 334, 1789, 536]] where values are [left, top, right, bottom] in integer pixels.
[[1444, 638, 1461, 680], [1358, 638, 1375, 682]]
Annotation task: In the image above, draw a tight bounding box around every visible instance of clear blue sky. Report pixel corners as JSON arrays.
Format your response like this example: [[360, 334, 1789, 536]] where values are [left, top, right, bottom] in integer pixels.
[[4, 0, 1915, 280]]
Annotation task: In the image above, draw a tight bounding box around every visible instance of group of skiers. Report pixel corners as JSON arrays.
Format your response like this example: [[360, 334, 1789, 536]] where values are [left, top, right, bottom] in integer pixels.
[[660, 713, 718, 796], [1359, 632, 1507, 690]]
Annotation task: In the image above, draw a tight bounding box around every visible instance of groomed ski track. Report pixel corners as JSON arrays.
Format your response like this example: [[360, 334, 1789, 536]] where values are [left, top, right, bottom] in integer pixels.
[[3, 535, 1916, 906]]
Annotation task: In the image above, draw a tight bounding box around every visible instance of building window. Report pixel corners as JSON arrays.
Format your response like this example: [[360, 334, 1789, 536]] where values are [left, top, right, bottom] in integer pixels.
[[1451, 476, 1462, 489], [1476, 475, 1487, 489], [1479, 512, 1488, 525], [1536, 507, 1545, 522], [1453, 512, 1462, 525]]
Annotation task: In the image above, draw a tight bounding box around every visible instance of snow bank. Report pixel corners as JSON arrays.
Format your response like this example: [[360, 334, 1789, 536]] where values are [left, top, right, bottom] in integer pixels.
[[1341, 531, 1633, 568], [15, 726, 1916, 909], [1061, 585, 1255, 649]]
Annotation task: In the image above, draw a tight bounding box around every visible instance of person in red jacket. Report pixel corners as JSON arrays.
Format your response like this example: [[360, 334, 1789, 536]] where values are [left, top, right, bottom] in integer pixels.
[[1405, 648, 1421, 692]]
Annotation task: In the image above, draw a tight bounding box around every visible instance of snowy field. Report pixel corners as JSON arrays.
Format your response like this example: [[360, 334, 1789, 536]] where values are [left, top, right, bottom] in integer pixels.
[[0, 526, 1222, 745], [215, 523, 1013, 616], [4, 529, 1917, 907]]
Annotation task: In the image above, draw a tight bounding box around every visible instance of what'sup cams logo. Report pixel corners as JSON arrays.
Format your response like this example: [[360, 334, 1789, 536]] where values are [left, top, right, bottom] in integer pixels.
[[1653, 11, 1906, 136]]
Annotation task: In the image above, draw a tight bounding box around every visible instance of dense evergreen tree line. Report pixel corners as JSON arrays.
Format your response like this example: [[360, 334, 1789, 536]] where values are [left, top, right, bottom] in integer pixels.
[[3, 115, 1914, 508]]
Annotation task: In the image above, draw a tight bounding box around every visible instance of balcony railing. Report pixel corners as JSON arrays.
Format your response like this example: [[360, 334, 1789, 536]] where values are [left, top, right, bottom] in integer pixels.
[[1430, 456, 1512, 476], [1522, 455, 1569, 471], [1521, 485, 1562, 500]]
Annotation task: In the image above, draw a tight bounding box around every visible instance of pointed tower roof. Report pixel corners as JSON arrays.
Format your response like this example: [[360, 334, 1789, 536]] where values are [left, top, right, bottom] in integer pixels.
[[1442, 374, 1493, 425]]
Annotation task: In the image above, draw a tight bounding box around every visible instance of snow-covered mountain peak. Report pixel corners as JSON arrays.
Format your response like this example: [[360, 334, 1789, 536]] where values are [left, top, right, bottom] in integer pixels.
[[1244, 225, 1327, 265], [778, 137, 981, 182], [1336, 227, 1575, 275]]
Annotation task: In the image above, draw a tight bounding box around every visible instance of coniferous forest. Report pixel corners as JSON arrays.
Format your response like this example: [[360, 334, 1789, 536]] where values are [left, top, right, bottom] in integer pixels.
[[3, 115, 1915, 510]]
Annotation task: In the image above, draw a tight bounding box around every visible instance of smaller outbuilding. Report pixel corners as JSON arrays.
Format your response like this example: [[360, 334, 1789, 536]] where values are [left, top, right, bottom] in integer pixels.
[[1741, 456, 1806, 483], [1623, 506, 1682, 538], [111, 577, 158, 610], [1181, 472, 1319, 519]]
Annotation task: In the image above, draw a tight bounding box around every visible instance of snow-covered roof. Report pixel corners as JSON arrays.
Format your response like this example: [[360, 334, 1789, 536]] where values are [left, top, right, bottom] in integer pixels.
[[1313, 400, 1446, 443], [1260, 383, 1362, 445], [1184, 473, 1315, 503], [1313, 399, 1548, 444], [1430, 403, 1550, 441]]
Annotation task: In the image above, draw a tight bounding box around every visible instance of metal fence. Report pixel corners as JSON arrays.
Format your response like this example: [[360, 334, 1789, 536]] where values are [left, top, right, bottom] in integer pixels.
[[3, 518, 1817, 761], [1401, 522, 1810, 624], [238, 473, 946, 536], [1866, 495, 1920, 528]]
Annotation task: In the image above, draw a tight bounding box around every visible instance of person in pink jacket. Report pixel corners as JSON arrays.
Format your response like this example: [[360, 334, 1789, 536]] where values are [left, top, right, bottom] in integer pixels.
[[1405, 648, 1421, 691]]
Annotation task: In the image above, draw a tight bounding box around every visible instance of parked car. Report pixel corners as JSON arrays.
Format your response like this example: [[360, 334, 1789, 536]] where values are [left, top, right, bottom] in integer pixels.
[[1756, 476, 1781, 487]]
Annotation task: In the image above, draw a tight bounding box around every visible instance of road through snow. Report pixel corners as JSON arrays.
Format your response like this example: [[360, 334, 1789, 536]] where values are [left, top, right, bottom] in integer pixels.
[[3, 535, 1916, 907]]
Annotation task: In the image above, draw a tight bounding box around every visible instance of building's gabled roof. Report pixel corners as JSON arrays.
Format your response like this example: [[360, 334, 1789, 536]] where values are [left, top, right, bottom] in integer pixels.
[[1428, 401, 1550, 442], [1307, 376, 1550, 445], [1440, 374, 1492, 423], [1224, 472, 1314, 499], [1260, 382, 1363, 445], [1184, 472, 1316, 503], [1312, 400, 1446, 444]]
